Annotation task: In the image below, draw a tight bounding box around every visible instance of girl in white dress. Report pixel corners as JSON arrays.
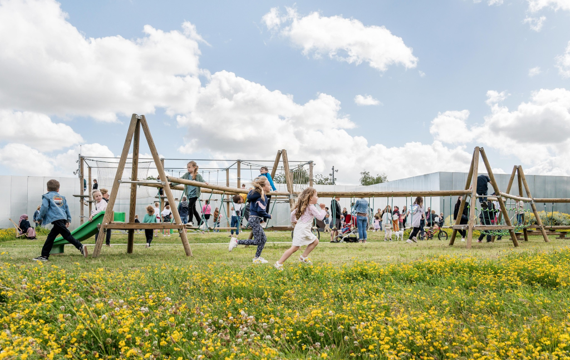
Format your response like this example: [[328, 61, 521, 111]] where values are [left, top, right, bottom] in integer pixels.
[[274, 187, 325, 270]]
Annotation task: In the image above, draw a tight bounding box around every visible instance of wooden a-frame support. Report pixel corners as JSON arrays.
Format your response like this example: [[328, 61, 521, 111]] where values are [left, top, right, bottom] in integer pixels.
[[449, 147, 519, 248], [92, 114, 192, 257]]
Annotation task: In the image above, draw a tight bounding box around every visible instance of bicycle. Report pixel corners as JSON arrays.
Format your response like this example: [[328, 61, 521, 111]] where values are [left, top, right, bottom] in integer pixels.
[[422, 224, 448, 241]]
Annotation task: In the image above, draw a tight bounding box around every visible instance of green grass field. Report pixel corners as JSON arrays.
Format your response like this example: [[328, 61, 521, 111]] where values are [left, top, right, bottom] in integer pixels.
[[2, 230, 570, 359]]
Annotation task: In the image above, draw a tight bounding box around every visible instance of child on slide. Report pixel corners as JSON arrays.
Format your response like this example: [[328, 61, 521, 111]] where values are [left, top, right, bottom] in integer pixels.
[[274, 187, 325, 270], [228, 177, 272, 264]]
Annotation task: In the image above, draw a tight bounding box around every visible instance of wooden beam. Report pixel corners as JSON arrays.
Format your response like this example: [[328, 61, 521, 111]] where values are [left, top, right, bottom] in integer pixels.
[[453, 225, 514, 230], [466, 147, 480, 248], [167, 176, 290, 196], [127, 120, 140, 254], [92, 115, 138, 257], [79, 156, 85, 225], [450, 148, 476, 245], [140, 115, 192, 256], [518, 165, 549, 243], [271, 150, 282, 179], [479, 148, 519, 247], [104, 223, 185, 230], [533, 198, 570, 203], [492, 166, 518, 242], [499, 192, 531, 202], [281, 149, 295, 209]]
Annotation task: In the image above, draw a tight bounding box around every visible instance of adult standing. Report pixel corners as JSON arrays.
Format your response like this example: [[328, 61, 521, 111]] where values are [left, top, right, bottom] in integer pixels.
[[401, 206, 408, 230], [476, 174, 491, 203], [330, 196, 342, 242], [354, 197, 369, 243], [453, 196, 469, 242]]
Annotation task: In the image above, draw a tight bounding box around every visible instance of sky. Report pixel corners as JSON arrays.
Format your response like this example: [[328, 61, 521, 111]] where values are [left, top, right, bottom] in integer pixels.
[[0, 0, 569, 184]]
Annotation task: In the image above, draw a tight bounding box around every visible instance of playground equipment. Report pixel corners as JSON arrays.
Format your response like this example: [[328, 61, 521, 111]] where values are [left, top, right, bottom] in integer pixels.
[[50, 211, 125, 254], [80, 114, 570, 257]]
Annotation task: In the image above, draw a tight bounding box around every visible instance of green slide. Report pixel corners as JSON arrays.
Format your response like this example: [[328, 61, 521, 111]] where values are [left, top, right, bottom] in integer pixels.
[[50, 211, 125, 254]]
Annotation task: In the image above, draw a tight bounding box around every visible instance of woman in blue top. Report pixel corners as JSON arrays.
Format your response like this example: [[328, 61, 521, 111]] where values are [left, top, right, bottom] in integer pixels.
[[353, 197, 369, 243]]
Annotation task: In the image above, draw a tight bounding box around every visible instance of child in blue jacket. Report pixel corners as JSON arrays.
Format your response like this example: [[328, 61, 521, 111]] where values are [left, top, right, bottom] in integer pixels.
[[228, 177, 272, 264], [34, 179, 87, 261]]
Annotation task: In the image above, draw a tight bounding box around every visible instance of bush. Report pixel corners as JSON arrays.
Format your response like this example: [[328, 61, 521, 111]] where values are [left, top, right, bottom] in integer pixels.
[[528, 211, 570, 226]]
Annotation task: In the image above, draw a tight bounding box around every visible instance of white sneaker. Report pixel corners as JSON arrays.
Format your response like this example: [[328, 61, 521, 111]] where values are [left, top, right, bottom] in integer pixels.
[[274, 261, 284, 271], [406, 239, 415, 244], [412, 237, 418, 243], [299, 255, 312, 265], [228, 237, 238, 252], [253, 257, 268, 264], [461, 238, 465, 242]]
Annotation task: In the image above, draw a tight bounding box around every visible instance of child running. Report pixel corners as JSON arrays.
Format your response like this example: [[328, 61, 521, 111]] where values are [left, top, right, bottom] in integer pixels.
[[228, 177, 272, 264], [33, 179, 87, 261], [274, 187, 325, 270], [407, 196, 424, 244], [143, 205, 157, 247]]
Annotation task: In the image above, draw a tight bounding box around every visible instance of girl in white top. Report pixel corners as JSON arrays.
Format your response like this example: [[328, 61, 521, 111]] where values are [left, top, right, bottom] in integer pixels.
[[382, 205, 393, 241], [89, 190, 107, 221], [275, 187, 325, 270], [161, 203, 172, 236], [153, 202, 161, 237]]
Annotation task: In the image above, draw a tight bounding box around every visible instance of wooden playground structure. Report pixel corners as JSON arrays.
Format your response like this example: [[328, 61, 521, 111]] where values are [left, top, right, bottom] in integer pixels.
[[81, 114, 570, 257]]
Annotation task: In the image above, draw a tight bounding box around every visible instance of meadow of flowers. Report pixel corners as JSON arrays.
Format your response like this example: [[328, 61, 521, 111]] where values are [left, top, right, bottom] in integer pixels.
[[2, 247, 570, 359]]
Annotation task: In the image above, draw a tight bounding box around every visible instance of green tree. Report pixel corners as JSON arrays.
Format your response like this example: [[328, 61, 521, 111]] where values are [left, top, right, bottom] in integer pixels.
[[313, 174, 333, 185], [273, 167, 310, 184], [360, 171, 388, 186]]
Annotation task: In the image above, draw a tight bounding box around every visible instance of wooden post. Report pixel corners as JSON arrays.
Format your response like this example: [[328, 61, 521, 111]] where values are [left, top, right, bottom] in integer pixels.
[[517, 167, 529, 242], [79, 156, 85, 225], [281, 149, 295, 210], [449, 149, 476, 245], [479, 148, 518, 247], [492, 166, 517, 242], [93, 115, 138, 257], [271, 150, 282, 179], [466, 147, 480, 248], [127, 120, 140, 254], [518, 165, 549, 243], [309, 161, 314, 187], [88, 166, 92, 216], [140, 115, 192, 256], [237, 160, 241, 189]]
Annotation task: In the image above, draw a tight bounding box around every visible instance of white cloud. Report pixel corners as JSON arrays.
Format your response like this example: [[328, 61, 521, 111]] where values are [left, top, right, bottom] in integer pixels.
[[556, 42, 570, 78], [485, 90, 509, 106], [527, 0, 570, 13], [419, 71, 426, 77], [0, 110, 83, 151], [176, 71, 471, 182], [523, 16, 546, 31], [262, 7, 418, 72], [354, 95, 381, 106], [0, 144, 56, 175], [430, 110, 474, 144], [528, 66, 542, 77], [431, 88, 570, 175], [473, 0, 504, 6], [0, 0, 203, 122]]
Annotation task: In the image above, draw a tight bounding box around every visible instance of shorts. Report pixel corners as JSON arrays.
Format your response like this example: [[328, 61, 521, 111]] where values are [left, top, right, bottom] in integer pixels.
[[331, 218, 341, 230]]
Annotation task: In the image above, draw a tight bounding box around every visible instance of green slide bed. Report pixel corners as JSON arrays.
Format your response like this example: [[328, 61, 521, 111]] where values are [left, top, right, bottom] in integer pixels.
[[51, 211, 125, 254]]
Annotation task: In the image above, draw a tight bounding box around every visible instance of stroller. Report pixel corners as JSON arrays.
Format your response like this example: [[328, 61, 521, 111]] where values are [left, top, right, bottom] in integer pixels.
[[331, 216, 359, 243]]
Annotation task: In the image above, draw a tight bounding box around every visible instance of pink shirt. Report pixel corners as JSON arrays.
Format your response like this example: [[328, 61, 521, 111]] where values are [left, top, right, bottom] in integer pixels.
[[202, 204, 211, 215], [291, 205, 326, 223]]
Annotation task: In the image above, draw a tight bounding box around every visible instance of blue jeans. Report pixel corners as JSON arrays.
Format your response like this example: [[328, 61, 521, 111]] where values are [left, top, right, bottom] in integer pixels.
[[181, 215, 188, 224], [516, 214, 524, 225], [231, 216, 240, 235], [357, 216, 368, 240]]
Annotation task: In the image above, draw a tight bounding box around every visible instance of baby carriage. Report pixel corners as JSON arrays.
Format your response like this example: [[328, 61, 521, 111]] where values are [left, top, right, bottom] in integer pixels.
[[331, 218, 359, 243]]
